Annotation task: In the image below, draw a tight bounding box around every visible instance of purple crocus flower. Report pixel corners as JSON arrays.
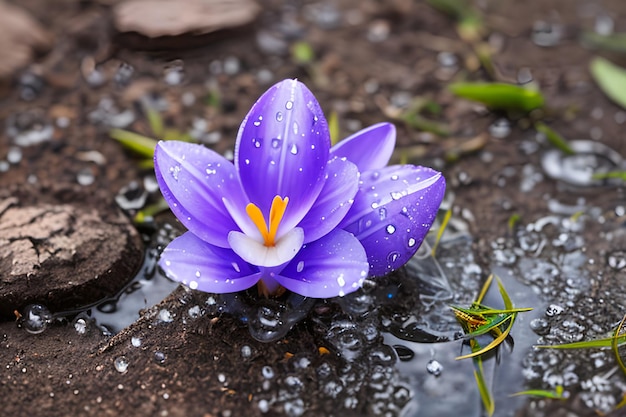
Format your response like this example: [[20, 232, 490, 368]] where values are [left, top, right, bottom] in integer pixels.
[[154, 79, 445, 298]]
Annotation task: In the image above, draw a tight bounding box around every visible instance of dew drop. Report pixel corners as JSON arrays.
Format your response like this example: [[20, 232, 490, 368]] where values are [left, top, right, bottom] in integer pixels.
[[386, 225, 396, 234], [74, 318, 88, 334], [241, 345, 252, 359], [169, 165, 181, 181], [408, 237, 416, 247], [262, 366, 275, 379], [276, 111, 284, 122], [189, 280, 198, 290], [271, 138, 282, 148], [390, 174, 399, 181], [390, 191, 403, 200], [253, 120, 261, 127], [131, 337, 142, 347], [296, 261, 305, 272], [387, 251, 400, 264], [378, 208, 387, 220], [206, 168, 216, 175], [426, 359, 443, 376], [114, 356, 129, 373], [292, 121, 299, 135], [337, 275, 346, 287], [290, 144, 298, 155], [158, 309, 174, 323], [154, 351, 166, 364], [21, 304, 51, 334], [285, 101, 294, 110], [232, 262, 241, 273]]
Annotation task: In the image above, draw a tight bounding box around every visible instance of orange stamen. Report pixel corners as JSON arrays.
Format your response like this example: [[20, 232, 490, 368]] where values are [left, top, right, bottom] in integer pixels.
[[245, 195, 289, 246]]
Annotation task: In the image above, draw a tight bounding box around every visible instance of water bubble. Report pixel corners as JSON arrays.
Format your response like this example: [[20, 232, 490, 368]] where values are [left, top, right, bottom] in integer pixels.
[[131, 337, 142, 347], [283, 398, 305, 417], [241, 345, 252, 359], [76, 168, 95, 186], [158, 309, 174, 323], [530, 318, 551, 335], [546, 304, 564, 317], [426, 359, 443, 376], [7, 147, 22, 164], [21, 304, 52, 334], [393, 345, 415, 361], [489, 118, 512, 138], [114, 356, 129, 373], [262, 366, 275, 379], [154, 351, 166, 364], [607, 250, 626, 270], [532, 20, 562, 47]]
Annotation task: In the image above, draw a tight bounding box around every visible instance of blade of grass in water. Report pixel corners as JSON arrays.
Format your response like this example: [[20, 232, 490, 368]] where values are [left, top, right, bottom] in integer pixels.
[[511, 385, 566, 400], [449, 82, 544, 113], [612, 315, 626, 377], [590, 57, 626, 110], [534, 122, 575, 155], [536, 334, 626, 349], [110, 128, 158, 159]]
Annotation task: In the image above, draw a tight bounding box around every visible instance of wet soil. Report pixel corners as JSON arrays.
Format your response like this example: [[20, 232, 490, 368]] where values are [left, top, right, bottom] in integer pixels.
[[1, 0, 626, 416]]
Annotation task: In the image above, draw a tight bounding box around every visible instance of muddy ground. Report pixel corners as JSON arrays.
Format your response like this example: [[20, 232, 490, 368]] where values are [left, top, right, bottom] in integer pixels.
[[1, 0, 626, 416]]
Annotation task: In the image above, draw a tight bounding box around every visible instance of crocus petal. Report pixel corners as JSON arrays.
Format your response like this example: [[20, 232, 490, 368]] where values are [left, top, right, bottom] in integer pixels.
[[341, 165, 446, 277], [274, 229, 369, 298], [330, 122, 396, 172], [235, 79, 330, 232], [296, 156, 359, 243], [160, 231, 261, 293], [228, 227, 304, 267], [154, 141, 253, 247]]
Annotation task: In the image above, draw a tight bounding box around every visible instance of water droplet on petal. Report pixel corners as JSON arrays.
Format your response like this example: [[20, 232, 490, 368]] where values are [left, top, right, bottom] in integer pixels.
[[271, 138, 282, 148], [232, 262, 241, 273], [286, 101, 294, 110], [390, 191, 403, 200], [390, 174, 399, 181], [292, 121, 299, 135], [276, 112, 283, 122], [387, 251, 400, 264], [408, 237, 416, 247], [297, 261, 305, 272], [169, 165, 181, 181], [378, 208, 387, 220], [290, 144, 298, 155], [386, 225, 396, 234], [253, 120, 261, 127], [189, 280, 198, 290], [337, 275, 346, 287]]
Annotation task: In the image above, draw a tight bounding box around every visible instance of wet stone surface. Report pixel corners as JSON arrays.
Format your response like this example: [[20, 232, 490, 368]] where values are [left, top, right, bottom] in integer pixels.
[[0, 188, 143, 318]]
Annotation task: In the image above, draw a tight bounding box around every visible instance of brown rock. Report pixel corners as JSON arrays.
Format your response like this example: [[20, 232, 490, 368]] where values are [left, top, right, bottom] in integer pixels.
[[112, 0, 260, 37], [0, 1, 53, 78], [0, 188, 143, 318]]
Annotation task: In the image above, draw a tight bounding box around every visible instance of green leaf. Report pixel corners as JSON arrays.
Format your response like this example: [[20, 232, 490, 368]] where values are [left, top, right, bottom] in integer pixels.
[[134, 198, 170, 224], [590, 57, 626, 109], [582, 31, 626, 53], [110, 128, 158, 159], [592, 171, 626, 181], [472, 352, 495, 416], [291, 41, 315, 65], [328, 111, 340, 146], [534, 122, 575, 155], [612, 315, 626, 377], [449, 82, 544, 113], [145, 106, 164, 138], [536, 334, 626, 350], [431, 208, 452, 257], [511, 386, 566, 400]]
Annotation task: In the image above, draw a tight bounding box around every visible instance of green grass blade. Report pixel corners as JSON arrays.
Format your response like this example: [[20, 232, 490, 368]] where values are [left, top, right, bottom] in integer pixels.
[[328, 111, 340, 146], [134, 197, 170, 224], [612, 315, 626, 377], [592, 171, 626, 181], [536, 334, 626, 350], [534, 122, 575, 155], [582, 31, 626, 53], [510, 387, 566, 400], [495, 275, 512, 310], [145, 106, 164, 138], [431, 208, 452, 257], [475, 274, 494, 305], [590, 57, 626, 110], [110, 128, 158, 159], [449, 82, 544, 113], [473, 355, 495, 416], [456, 315, 514, 360]]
